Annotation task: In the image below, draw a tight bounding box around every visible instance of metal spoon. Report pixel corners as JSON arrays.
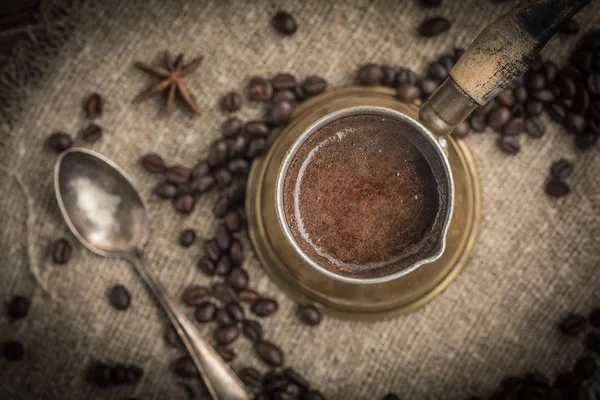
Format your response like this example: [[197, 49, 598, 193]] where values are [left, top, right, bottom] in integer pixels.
[[54, 148, 250, 400]]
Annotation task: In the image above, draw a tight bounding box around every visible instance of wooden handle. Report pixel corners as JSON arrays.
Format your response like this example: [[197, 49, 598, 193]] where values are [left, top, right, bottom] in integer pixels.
[[452, 0, 591, 104]]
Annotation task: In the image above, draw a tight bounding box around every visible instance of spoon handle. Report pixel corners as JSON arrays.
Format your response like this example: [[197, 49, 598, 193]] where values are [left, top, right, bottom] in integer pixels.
[[130, 255, 250, 400]]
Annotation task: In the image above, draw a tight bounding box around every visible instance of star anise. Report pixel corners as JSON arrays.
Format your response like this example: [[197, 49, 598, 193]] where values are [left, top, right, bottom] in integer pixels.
[[133, 51, 203, 116]]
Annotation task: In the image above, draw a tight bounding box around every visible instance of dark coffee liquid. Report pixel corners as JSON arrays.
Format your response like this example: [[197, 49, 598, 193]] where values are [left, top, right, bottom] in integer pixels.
[[283, 114, 444, 279]]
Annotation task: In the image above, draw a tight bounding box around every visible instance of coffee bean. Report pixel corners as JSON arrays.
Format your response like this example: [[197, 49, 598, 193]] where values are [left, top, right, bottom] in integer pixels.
[[559, 97, 574, 109], [526, 72, 545, 90], [191, 175, 216, 194], [503, 118, 524, 136], [216, 308, 233, 326], [439, 54, 455, 72], [166, 165, 191, 185], [224, 211, 242, 233], [245, 120, 270, 137], [217, 346, 236, 362], [270, 90, 295, 104], [215, 224, 232, 251], [85, 93, 103, 119], [227, 268, 248, 292], [80, 123, 102, 142], [247, 138, 267, 159], [272, 73, 297, 91], [418, 17, 450, 37], [221, 117, 243, 138], [182, 285, 209, 307], [228, 135, 248, 159], [215, 255, 232, 276], [511, 103, 525, 118], [46, 132, 73, 153], [574, 356, 596, 381], [558, 75, 577, 98], [395, 68, 418, 85], [194, 301, 217, 323], [213, 196, 230, 219], [216, 324, 239, 346], [427, 62, 448, 81], [198, 258, 215, 276], [540, 61, 558, 82], [498, 136, 520, 154], [451, 121, 470, 138], [488, 107, 512, 132], [575, 131, 598, 150], [587, 72, 600, 96], [380, 66, 397, 87], [126, 365, 143, 385], [565, 112, 587, 134], [215, 168, 233, 188], [559, 18, 579, 35], [164, 325, 181, 347], [110, 365, 127, 385], [573, 83, 590, 114], [240, 367, 262, 388], [205, 239, 221, 262], [255, 341, 283, 367], [109, 285, 131, 310], [154, 181, 178, 199], [300, 390, 325, 400], [2, 340, 24, 361], [239, 290, 258, 304], [266, 101, 293, 126], [52, 238, 71, 264], [252, 298, 278, 317], [419, 0, 442, 7], [496, 90, 515, 107], [220, 91, 242, 112], [226, 179, 247, 203], [89, 363, 111, 386], [248, 77, 273, 102], [173, 356, 198, 378], [294, 85, 306, 102], [178, 229, 196, 247], [272, 11, 297, 35], [173, 193, 195, 214], [469, 115, 487, 133], [514, 86, 528, 103], [525, 117, 545, 138], [396, 83, 421, 103], [241, 319, 263, 343], [283, 368, 309, 390], [265, 380, 288, 394], [418, 78, 438, 98], [586, 333, 600, 355], [212, 283, 238, 303], [226, 302, 245, 322], [559, 313, 586, 335], [550, 159, 573, 179], [525, 101, 543, 116], [208, 140, 229, 167], [546, 104, 566, 123], [530, 89, 555, 103], [545, 179, 570, 197], [298, 304, 322, 326], [7, 295, 30, 320], [357, 64, 383, 86]]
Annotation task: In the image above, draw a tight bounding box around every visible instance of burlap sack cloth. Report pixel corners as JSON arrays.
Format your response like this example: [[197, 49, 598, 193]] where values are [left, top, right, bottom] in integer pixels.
[[1, 0, 600, 399]]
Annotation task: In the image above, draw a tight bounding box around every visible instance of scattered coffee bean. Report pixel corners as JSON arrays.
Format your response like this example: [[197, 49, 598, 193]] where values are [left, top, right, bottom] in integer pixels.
[[239, 290, 258, 304], [550, 159, 574, 179], [487, 106, 512, 132], [173, 193, 195, 214], [266, 100, 293, 126], [255, 341, 283, 367], [545, 179, 570, 197], [109, 285, 131, 310], [396, 83, 421, 103], [166, 165, 191, 185], [514, 86, 527, 103], [194, 301, 217, 323], [496, 90, 515, 107], [395, 68, 418, 85], [84, 93, 103, 119], [575, 131, 598, 150], [221, 117, 243, 139], [252, 298, 279, 317], [245, 120, 270, 137], [427, 62, 448, 81], [212, 283, 238, 304], [226, 302, 245, 322], [283, 368, 309, 390], [586, 333, 600, 355], [272, 73, 297, 91], [559, 314, 586, 335], [7, 295, 30, 320], [356, 64, 383, 86], [220, 91, 242, 112], [182, 285, 210, 307], [502, 118, 524, 136], [297, 304, 322, 326], [242, 320, 263, 342], [380, 66, 396, 87], [418, 78, 438, 98], [215, 168, 233, 188], [198, 258, 215, 276], [564, 112, 587, 134], [525, 101, 543, 116], [178, 229, 196, 247], [110, 365, 127, 385], [208, 140, 229, 167], [216, 308, 233, 326], [240, 367, 262, 388], [228, 159, 249, 177], [451, 121, 470, 138], [530, 89, 555, 103], [497, 136, 520, 154], [46, 132, 73, 153], [205, 239, 221, 262], [524, 117, 545, 138], [80, 123, 102, 142], [213, 196, 230, 219], [191, 175, 216, 194], [589, 308, 600, 327], [299, 76, 327, 97], [229, 135, 248, 159], [272, 11, 297, 36], [272, 89, 296, 104], [587, 71, 600, 96], [511, 103, 525, 118], [300, 390, 325, 400], [215, 255, 232, 276], [418, 17, 451, 37], [574, 356, 596, 380], [52, 238, 72, 264], [526, 72, 546, 90], [217, 346, 236, 361], [2, 340, 24, 361], [546, 104, 566, 123], [227, 268, 249, 291], [469, 115, 487, 133], [248, 77, 273, 102], [173, 356, 198, 378], [265, 374, 288, 392], [215, 224, 232, 251], [154, 181, 178, 199], [216, 324, 239, 346], [126, 365, 143, 385], [247, 138, 267, 159], [164, 325, 181, 347], [89, 363, 112, 386], [224, 211, 242, 233]]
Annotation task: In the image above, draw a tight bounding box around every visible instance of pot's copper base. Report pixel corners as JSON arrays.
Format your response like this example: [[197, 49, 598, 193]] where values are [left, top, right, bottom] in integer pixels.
[[246, 86, 481, 320]]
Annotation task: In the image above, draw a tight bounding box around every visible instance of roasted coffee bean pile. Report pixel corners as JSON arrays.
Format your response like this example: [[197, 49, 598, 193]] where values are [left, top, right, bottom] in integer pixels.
[[240, 367, 327, 400], [87, 363, 143, 387]]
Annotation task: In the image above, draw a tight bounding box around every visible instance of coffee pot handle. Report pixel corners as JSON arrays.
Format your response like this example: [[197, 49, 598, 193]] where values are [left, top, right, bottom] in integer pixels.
[[419, 0, 591, 137]]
